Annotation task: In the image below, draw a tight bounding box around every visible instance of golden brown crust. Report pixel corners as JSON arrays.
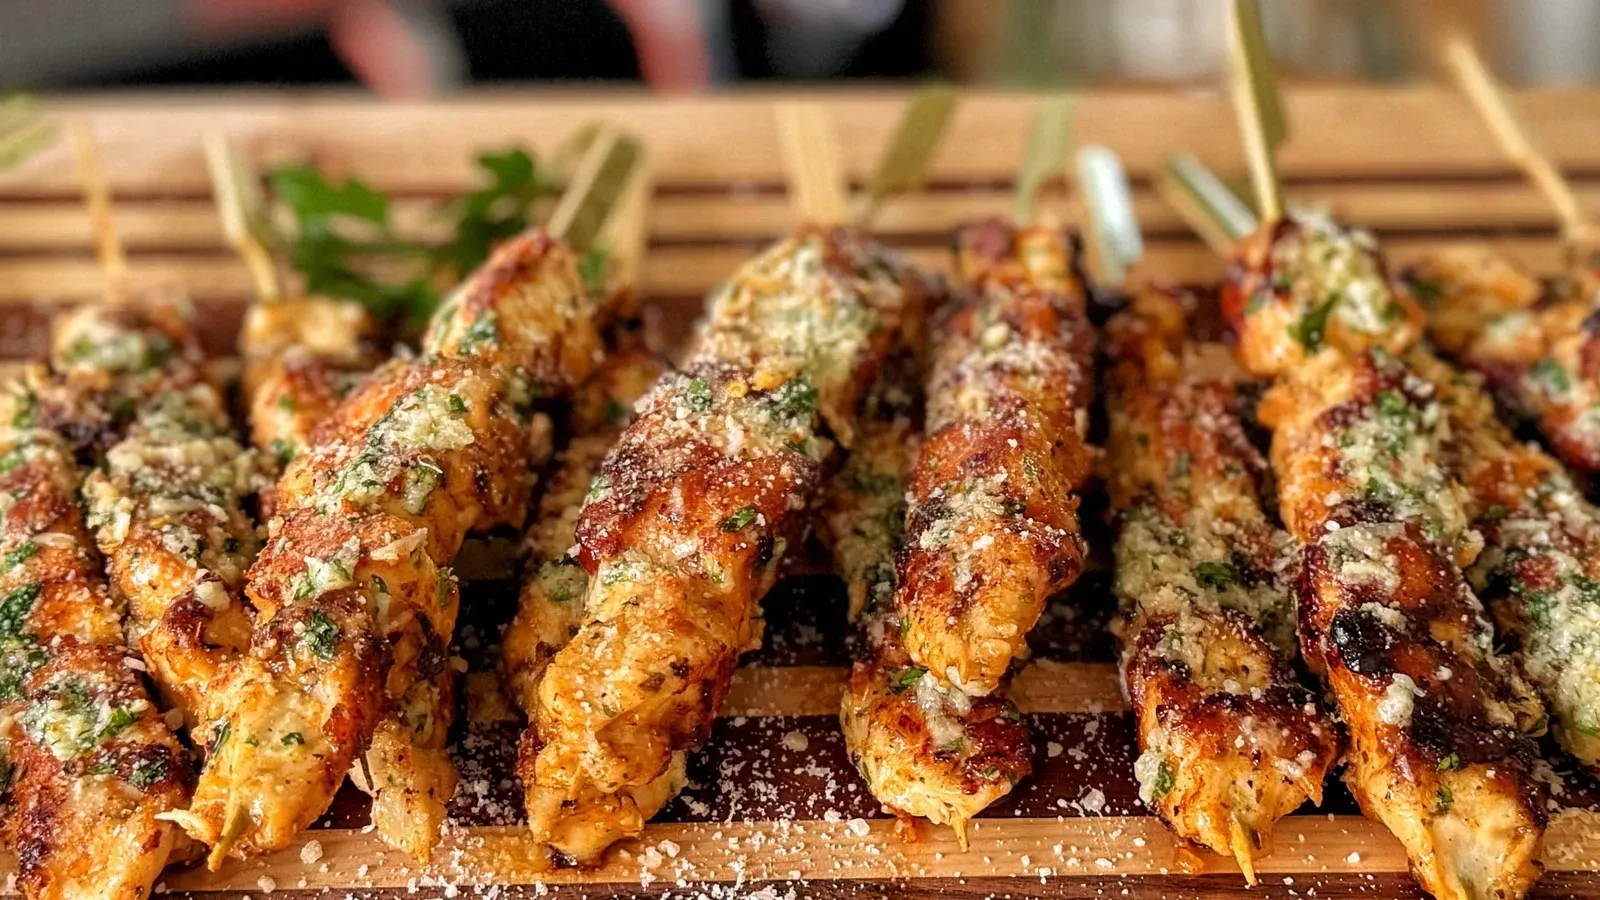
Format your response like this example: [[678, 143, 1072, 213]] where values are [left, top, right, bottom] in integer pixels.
[[501, 344, 665, 715], [1229, 217, 1548, 900], [177, 229, 608, 865], [523, 228, 936, 863], [0, 365, 192, 900], [1104, 287, 1338, 881], [1405, 247, 1600, 476], [896, 223, 1095, 697]]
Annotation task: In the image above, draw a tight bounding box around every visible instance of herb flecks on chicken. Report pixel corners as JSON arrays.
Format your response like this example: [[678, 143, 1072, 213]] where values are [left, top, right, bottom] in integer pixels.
[[1105, 286, 1338, 882]]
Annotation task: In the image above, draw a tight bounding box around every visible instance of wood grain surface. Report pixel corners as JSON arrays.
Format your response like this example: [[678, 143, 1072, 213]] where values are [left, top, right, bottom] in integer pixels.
[[3, 86, 1600, 900]]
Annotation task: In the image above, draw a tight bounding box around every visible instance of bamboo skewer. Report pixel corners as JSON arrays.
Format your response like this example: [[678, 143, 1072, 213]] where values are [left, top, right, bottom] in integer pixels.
[[1155, 153, 1258, 256], [1438, 33, 1600, 253], [1225, 0, 1285, 223], [68, 120, 127, 302], [775, 102, 850, 226], [1075, 143, 1141, 284], [203, 133, 282, 303]]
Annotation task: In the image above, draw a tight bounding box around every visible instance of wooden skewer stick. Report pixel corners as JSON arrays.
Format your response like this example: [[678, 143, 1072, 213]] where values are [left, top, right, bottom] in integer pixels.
[[775, 102, 849, 227], [546, 125, 646, 254], [1156, 153, 1260, 256], [1014, 94, 1072, 226], [588, 140, 654, 290], [203, 132, 283, 303], [1075, 145, 1143, 286], [1438, 32, 1600, 250], [851, 85, 960, 227], [1226, 0, 1287, 223], [68, 120, 126, 303]]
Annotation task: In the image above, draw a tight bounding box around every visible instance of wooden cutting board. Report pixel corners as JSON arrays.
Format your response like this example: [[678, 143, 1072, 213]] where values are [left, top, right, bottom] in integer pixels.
[[4, 87, 1600, 900]]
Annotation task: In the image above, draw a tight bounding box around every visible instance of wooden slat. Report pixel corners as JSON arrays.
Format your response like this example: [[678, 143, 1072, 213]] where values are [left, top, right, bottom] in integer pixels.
[[2, 180, 1596, 251], [722, 661, 1126, 718], [0, 237, 1574, 310], [3, 87, 1600, 199], [77, 811, 1596, 894]]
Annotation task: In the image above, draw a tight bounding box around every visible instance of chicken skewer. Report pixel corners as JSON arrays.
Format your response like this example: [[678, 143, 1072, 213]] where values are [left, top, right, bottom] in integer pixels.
[[205, 135, 381, 486], [70, 137, 270, 737], [166, 129, 645, 866], [0, 122, 197, 900], [520, 94, 951, 864], [834, 97, 1079, 846], [1402, 35, 1600, 475], [1334, 38, 1600, 781], [1092, 147, 1338, 882], [1187, 9, 1550, 898], [498, 140, 664, 715]]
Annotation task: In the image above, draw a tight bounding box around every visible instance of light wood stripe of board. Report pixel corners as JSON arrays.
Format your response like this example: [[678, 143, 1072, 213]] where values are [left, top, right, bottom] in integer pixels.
[[2, 180, 1597, 251], [0, 236, 1577, 305], [7, 87, 1600, 197], [127, 811, 1600, 892], [721, 661, 1125, 717]]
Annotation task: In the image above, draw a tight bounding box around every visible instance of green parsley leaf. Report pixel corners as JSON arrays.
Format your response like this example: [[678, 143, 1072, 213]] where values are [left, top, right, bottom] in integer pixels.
[[720, 506, 759, 532]]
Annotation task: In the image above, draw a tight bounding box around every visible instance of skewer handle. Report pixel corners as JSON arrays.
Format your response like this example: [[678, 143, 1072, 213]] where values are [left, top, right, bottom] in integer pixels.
[[1075, 145, 1143, 286], [1156, 153, 1259, 256], [1226, 0, 1286, 223], [851, 85, 960, 227], [1014, 94, 1073, 226], [68, 120, 126, 304], [775, 102, 849, 228], [203, 132, 282, 303], [547, 127, 646, 253], [1439, 33, 1598, 248]]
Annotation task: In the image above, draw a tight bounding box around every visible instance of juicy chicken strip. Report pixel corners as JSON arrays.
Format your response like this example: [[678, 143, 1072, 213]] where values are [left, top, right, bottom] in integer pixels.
[[523, 226, 939, 864], [832, 412, 1033, 846], [500, 342, 665, 714], [239, 296, 379, 475], [1104, 287, 1338, 881], [172, 231, 608, 865], [1225, 215, 1549, 900], [896, 222, 1096, 697], [1403, 249, 1600, 476], [51, 302, 266, 733], [0, 369, 191, 900], [1411, 349, 1600, 773]]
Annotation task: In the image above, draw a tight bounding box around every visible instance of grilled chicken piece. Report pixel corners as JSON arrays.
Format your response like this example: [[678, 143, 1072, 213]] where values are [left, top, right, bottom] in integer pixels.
[[239, 296, 378, 475], [522, 226, 939, 864], [831, 415, 1034, 846], [0, 369, 192, 900], [1226, 214, 1549, 900], [500, 342, 665, 714], [1104, 287, 1338, 881], [172, 231, 608, 865], [1402, 249, 1600, 476], [1222, 211, 1424, 381], [1411, 349, 1600, 773], [896, 222, 1096, 697]]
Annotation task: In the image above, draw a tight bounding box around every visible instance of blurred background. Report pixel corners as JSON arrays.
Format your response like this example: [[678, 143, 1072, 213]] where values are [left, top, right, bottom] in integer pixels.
[[0, 0, 1589, 98]]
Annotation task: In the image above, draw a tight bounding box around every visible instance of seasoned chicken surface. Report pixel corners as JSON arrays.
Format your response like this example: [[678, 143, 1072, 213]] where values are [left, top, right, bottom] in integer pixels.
[[896, 222, 1096, 697], [0, 312, 196, 900], [1104, 287, 1338, 882], [831, 414, 1033, 846], [1226, 215, 1549, 900], [1412, 349, 1600, 773], [1404, 248, 1600, 475], [239, 296, 378, 476], [500, 342, 665, 714], [523, 226, 939, 864], [172, 230, 607, 865]]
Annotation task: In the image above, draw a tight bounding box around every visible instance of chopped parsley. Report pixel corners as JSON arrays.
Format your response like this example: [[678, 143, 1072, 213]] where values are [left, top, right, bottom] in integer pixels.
[[683, 378, 713, 413], [0, 582, 41, 639], [1289, 296, 1338, 352], [886, 666, 926, 694], [1, 541, 37, 573], [768, 377, 818, 419], [1437, 753, 1461, 771], [719, 506, 759, 532], [1194, 560, 1239, 591], [303, 611, 340, 661], [1150, 758, 1176, 801], [128, 758, 166, 790], [282, 732, 306, 746], [1531, 357, 1570, 396]]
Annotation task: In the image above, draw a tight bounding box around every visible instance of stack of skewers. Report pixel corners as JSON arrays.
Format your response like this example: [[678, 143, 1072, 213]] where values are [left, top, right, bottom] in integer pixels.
[[10, 18, 1600, 900]]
